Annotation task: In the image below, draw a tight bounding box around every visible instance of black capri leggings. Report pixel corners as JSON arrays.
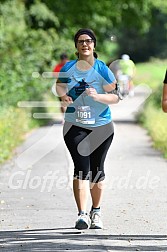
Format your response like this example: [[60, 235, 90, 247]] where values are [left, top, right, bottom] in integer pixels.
[[63, 122, 114, 183]]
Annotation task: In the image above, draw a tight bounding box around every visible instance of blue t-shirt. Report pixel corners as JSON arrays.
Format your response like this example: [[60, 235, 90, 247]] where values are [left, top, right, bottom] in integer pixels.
[[58, 58, 116, 127]]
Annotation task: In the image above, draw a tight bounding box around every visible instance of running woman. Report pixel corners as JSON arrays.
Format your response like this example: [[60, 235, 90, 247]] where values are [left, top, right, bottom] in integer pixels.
[[56, 28, 120, 229]]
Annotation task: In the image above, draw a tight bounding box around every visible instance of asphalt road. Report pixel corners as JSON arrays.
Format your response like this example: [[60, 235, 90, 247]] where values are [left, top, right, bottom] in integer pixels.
[[0, 86, 167, 251]]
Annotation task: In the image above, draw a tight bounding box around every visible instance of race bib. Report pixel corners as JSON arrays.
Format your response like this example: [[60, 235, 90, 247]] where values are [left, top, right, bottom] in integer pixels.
[[76, 106, 95, 124]]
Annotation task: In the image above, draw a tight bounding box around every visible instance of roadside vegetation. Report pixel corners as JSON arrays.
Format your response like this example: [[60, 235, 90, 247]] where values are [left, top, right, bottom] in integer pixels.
[[135, 60, 167, 158], [0, 107, 31, 163]]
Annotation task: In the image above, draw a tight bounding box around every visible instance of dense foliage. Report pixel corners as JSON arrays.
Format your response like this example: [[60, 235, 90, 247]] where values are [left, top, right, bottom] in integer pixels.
[[41, 0, 167, 62], [0, 0, 74, 107]]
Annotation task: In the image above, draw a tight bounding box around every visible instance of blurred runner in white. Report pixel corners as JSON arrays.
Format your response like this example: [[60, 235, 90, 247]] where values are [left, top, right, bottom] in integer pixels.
[[119, 54, 136, 96]]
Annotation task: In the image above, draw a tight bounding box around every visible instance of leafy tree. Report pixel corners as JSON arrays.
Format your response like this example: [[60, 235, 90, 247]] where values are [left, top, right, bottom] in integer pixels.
[[0, 0, 74, 108], [40, 0, 167, 61], [117, 2, 167, 62]]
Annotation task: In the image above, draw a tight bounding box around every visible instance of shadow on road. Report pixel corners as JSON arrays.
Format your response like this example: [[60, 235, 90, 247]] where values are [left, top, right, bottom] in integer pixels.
[[0, 228, 166, 251]]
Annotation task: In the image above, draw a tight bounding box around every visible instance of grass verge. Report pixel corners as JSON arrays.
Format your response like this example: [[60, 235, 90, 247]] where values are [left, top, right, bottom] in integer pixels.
[[0, 107, 36, 164]]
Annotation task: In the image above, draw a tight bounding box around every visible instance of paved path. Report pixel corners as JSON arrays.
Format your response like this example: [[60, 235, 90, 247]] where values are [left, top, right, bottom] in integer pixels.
[[0, 87, 167, 251]]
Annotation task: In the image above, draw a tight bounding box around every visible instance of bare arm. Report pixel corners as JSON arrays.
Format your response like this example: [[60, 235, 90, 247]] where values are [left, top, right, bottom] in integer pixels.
[[56, 79, 68, 97], [102, 82, 117, 92], [85, 82, 119, 104], [92, 93, 119, 104], [162, 84, 167, 113], [56, 79, 73, 106]]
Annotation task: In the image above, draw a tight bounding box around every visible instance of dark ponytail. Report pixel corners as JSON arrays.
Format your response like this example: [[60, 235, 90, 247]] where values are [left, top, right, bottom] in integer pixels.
[[93, 51, 98, 58]]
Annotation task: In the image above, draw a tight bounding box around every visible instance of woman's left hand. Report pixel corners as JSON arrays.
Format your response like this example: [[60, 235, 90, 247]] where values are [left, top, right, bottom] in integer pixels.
[[85, 88, 98, 101]]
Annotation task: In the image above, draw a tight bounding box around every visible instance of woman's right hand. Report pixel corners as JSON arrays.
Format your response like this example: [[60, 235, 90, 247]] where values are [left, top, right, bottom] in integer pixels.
[[60, 95, 73, 107]]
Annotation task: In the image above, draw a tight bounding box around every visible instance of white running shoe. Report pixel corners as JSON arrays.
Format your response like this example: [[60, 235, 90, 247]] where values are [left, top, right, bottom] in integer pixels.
[[90, 210, 103, 229], [75, 213, 89, 230]]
